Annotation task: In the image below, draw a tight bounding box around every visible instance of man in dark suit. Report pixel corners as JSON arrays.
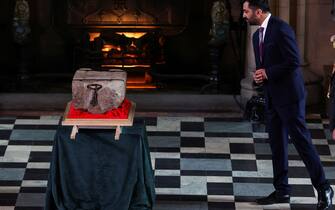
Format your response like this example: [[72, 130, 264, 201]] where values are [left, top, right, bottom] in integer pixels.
[[329, 35, 335, 141], [242, 1, 333, 209]]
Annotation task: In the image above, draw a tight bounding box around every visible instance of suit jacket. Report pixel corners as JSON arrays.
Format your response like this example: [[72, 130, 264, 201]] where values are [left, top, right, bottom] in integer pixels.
[[252, 16, 305, 107], [329, 70, 335, 131]]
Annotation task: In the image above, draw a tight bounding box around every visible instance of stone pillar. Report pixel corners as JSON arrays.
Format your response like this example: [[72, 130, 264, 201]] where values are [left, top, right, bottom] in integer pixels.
[[278, 0, 290, 23], [296, 0, 307, 65], [240, 25, 258, 105], [295, 0, 323, 106], [268, 0, 278, 16]]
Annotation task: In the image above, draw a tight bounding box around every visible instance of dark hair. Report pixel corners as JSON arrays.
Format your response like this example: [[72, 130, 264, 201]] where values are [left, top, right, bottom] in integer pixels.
[[243, 0, 270, 12]]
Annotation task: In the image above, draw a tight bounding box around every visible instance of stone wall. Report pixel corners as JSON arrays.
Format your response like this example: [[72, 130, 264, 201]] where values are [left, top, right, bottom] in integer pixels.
[[306, 0, 334, 75], [0, 0, 14, 74]]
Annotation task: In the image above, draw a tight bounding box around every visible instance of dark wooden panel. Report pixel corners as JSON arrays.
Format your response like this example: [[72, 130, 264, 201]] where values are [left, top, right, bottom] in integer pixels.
[[0, 0, 13, 25]]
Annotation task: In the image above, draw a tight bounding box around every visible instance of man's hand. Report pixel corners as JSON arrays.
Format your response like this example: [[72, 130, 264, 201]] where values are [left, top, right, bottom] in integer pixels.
[[332, 129, 335, 140], [253, 69, 268, 84]]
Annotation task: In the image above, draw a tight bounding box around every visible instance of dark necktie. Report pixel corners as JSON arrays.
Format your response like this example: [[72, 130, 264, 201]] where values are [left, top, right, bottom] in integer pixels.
[[259, 27, 264, 63]]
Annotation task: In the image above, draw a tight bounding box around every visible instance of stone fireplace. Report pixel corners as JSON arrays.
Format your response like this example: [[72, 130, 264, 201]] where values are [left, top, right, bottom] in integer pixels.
[[64, 0, 189, 89]]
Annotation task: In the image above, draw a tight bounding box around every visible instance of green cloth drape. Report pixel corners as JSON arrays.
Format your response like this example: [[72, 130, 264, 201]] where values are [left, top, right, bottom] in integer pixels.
[[45, 119, 155, 210]]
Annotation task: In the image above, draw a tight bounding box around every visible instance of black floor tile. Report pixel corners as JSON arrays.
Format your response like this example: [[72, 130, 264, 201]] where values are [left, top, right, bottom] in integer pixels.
[[181, 122, 204, 132], [207, 183, 233, 195], [23, 169, 50, 180], [234, 196, 259, 202], [181, 153, 207, 158], [310, 129, 326, 139], [208, 202, 235, 210], [230, 143, 255, 154], [0, 193, 17, 205], [180, 137, 205, 147], [179, 195, 207, 201], [205, 133, 253, 138], [9, 141, 54, 146], [28, 152, 52, 162], [0, 146, 6, 156], [205, 154, 231, 159], [155, 176, 180, 188], [0, 181, 22, 186], [155, 159, 180, 170], [0, 119, 16, 124], [206, 171, 232, 176], [20, 187, 47, 193], [0, 130, 12, 139], [16, 116, 40, 119], [0, 163, 27, 168], [147, 131, 180, 136], [180, 170, 207, 176], [149, 148, 180, 153], [315, 145, 331, 155], [231, 160, 257, 171]]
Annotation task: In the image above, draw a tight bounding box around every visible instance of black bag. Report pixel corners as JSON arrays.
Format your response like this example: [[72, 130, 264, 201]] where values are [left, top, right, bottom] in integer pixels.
[[244, 95, 266, 122]]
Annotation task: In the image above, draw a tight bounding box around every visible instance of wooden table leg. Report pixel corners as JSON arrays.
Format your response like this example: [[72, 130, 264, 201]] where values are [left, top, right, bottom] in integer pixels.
[[115, 126, 121, 140], [70, 125, 78, 140]]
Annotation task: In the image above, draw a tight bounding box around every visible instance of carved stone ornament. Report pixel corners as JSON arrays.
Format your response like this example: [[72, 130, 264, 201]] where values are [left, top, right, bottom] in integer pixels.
[[12, 0, 31, 44], [209, 0, 229, 45], [83, 0, 156, 25]]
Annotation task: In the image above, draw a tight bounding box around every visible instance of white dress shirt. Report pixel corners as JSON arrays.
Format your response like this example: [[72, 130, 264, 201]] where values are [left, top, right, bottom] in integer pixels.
[[260, 13, 271, 41]]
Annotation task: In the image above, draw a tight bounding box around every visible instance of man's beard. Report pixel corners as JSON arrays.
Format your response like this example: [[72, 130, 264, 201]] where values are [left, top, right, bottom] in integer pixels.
[[248, 13, 259, 25]]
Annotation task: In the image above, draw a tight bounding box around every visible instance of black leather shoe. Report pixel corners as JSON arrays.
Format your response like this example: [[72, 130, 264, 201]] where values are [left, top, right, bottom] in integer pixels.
[[256, 191, 290, 205], [317, 186, 334, 210]]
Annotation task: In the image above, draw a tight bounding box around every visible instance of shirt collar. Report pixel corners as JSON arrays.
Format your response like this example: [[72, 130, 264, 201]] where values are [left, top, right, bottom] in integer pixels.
[[260, 13, 271, 30]]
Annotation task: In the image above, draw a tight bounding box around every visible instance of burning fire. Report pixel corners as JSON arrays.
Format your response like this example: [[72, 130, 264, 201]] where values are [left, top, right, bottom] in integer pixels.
[[89, 32, 147, 41], [102, 44, 122, 52], [88, 32, 101, 41], [116, 32, 147, 39], [85, 31, 157, 89]]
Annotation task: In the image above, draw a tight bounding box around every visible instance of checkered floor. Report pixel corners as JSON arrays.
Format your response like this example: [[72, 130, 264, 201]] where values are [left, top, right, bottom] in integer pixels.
[[0, 114, 335, 210]]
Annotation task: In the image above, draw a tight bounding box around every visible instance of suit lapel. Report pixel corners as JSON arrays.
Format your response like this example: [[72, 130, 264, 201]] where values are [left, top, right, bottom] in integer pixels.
[[262, 16, 274, 61]]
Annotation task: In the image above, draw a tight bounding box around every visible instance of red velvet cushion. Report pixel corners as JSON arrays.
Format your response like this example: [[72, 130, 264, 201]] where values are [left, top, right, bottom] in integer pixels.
[[67, 99, 131, 119]]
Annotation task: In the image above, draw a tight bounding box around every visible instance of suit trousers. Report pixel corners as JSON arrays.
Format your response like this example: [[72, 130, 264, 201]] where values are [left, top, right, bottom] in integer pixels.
[[266, 98, 328, 195]]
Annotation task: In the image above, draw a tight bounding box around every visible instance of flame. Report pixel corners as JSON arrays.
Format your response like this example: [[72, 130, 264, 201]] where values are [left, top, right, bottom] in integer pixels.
[[102, 44, 121, 52], [124, 54, 139, 58], [88, 32, 101, 41], [116, 32, 147, 39], [102, 47, 111, 52]]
